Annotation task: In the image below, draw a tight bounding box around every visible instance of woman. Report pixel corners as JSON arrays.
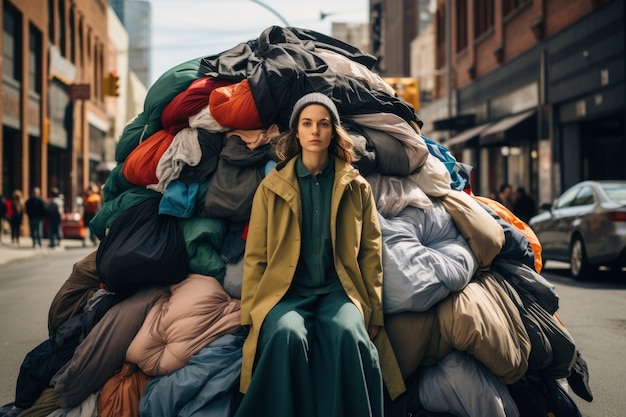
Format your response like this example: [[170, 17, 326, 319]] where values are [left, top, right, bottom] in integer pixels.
[[236, 92, 404, 417], [10, 189, 25, 245]]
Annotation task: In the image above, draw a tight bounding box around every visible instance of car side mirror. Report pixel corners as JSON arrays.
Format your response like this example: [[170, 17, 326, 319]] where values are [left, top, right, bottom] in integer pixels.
[[539, 203, 552, 212]]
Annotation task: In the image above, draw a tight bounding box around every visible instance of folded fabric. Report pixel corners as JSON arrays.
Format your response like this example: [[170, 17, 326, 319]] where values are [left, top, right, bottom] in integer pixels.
[[384, 310, 451, 379], [408, 153, 453, 198], [161, 76, 232, 134], [380, 201, 477, 313], [178, 216, 227, 280], [441, 190, 505, 268], [366, 173, 432, 218], [209, 79, 262, 129], [436, 272, 531, 384], [492, 271, 576, 378], [126, 274, 241, 376], [418, 350, 520, 417], [97, 362, 151, 417], [47, 250, 100, 337], [139, 332, 245, 417], [122, 130, 174, 186], [149, 127, 203, 193], [473, 195, 543, 273], [159, 180, 199, 218], [52, 287, 169, 408]]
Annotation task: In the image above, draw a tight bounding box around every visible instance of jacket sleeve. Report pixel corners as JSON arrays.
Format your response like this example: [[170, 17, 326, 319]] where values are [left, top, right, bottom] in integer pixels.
[[358, 181, 385, 327], [241, 184, 269, 325]]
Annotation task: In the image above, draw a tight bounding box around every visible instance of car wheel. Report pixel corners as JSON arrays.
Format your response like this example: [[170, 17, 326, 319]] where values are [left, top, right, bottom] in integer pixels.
[[570, 237, 593, 280]]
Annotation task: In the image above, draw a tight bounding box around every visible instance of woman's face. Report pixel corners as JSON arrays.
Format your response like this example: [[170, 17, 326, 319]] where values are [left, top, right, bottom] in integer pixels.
[[296, 104, 333, 156]]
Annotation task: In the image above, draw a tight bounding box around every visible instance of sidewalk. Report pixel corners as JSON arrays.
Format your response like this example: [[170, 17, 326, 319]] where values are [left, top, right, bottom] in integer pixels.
[[0, 234, 91, 266]]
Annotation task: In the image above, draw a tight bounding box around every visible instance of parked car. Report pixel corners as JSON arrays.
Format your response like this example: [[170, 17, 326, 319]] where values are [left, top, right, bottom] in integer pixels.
[[528, 180, 626, 279]]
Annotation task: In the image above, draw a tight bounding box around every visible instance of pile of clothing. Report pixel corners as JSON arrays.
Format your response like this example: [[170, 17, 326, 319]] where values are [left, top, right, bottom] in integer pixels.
[[1, 26, 592, 417]]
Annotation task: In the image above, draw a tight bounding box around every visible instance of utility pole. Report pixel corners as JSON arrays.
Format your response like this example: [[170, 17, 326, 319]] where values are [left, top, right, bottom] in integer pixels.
[[249, 0, 290, 26]]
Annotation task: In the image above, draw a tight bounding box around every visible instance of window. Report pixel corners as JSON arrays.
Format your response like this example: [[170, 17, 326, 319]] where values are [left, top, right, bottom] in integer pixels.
[[503, 0, 530, 17], [3, 5, 20, 80], [456, 0, 468, 52], [48, 0, 55, 44], [554, 186, 581, 209], [29, 26, 42, 93], [59, 0, 66, 56], [474, 0, 494, 38], [78, 20, 84, 67], [602, 184, 626, 204], [69, 6, 75, 63], [572, 187, 595, 206]]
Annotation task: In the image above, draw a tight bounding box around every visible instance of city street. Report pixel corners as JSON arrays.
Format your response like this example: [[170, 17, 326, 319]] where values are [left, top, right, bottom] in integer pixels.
[[1, 249, 625, 415]]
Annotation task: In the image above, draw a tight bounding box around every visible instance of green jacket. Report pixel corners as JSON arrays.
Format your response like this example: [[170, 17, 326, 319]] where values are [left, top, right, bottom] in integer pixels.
[[240, 156, 406, 399]]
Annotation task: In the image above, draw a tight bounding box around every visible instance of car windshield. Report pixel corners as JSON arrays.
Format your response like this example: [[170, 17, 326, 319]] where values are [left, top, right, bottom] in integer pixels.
[[602, 184, 626, 205]]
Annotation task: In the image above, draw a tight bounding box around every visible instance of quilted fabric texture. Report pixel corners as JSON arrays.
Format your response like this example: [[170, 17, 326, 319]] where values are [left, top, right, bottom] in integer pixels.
[[126, 274, 241, 376]]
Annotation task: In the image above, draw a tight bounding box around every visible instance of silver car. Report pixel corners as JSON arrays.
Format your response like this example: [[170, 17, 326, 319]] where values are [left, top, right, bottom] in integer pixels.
[[529, 180, 626, 279]]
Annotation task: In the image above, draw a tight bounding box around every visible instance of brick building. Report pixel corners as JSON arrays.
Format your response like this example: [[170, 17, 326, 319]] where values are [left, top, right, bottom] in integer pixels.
[[417, 0, 624, 204], [1, 0, 109, 213]]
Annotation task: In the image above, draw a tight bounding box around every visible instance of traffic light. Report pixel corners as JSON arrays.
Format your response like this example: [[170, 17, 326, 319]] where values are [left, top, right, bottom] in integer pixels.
[[103, 71, 120, 97], [384, 77, 420, 111]]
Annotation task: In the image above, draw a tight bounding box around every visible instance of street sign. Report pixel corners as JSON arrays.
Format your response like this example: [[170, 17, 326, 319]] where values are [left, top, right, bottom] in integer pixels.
[[69, 83, 90, 100]]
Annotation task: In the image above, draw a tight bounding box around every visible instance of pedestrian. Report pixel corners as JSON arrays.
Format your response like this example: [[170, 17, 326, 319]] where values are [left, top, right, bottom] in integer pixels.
[[9, 189, 25, 245], [497, 183, 514, 210], [81, 183, 102, 246], [0, 194, 7, 245], [25, 187, 46, 248], [512, 186, 537, 223], [236, 92, 400, 417], [46, 187, 64, 248]]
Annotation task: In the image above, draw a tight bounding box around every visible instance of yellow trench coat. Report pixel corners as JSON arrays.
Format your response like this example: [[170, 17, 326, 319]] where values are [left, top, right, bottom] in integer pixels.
[[240, 156, 406, 400]]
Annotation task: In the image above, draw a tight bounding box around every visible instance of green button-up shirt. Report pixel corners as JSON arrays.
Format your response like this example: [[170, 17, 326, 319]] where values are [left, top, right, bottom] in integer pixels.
[[291, 157, 342, 295]]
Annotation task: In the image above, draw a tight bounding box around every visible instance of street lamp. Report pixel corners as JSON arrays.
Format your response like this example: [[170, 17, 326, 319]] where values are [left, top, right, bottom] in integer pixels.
[[248, 0, 290, 26]]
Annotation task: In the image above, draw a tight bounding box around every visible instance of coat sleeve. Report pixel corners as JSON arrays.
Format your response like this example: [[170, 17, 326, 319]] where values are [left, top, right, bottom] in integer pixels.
[[241, 185, 269, 325], [358, 181, 384, 327]]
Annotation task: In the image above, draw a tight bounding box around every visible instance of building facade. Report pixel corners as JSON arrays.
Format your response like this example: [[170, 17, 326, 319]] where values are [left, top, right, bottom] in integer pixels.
[[420, 0, 624, 204], [370, 0, 420, 76], [1, 0, 110, 215], [110, 0, 151, 87]]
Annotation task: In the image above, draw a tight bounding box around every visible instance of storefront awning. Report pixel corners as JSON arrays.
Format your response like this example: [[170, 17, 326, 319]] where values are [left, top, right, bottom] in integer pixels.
[[479, 109, 536, 145], [445, 123, 492, 147]]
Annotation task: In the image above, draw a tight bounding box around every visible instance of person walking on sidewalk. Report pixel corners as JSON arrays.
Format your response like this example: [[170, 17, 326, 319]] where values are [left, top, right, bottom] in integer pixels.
[[81, 183, 102, 246], [0, 194, 7, 245], [26, 187, 46, 248], [46, 187, 64, 248], [9, 189, 25, 246]]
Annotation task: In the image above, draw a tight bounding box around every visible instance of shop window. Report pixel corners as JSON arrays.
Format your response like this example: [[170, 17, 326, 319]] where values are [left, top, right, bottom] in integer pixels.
[[3, 4, 20, 80], [29, 26, 42, 93]]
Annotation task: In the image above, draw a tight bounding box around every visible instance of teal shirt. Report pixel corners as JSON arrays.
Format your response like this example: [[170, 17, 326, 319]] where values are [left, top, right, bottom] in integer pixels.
[[291, 157, 343, 295]]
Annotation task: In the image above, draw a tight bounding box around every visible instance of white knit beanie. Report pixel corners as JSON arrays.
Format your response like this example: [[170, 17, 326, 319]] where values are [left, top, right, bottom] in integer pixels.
[[289, 92, 340, 130]]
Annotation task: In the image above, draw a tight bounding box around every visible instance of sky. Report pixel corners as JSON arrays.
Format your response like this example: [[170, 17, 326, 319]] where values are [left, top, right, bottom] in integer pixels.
[[149, 0, 369, 85]]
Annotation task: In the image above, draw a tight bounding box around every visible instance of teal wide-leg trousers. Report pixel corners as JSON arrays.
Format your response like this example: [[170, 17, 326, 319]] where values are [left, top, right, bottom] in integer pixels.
[[235, 290, 384, 417]]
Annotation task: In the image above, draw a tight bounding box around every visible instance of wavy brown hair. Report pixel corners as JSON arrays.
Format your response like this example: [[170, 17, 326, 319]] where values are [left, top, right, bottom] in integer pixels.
[[273, 121, 357, 165]]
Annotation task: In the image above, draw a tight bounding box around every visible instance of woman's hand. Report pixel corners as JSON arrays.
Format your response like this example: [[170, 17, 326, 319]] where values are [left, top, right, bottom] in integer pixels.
[[367, 325, 380, 340]]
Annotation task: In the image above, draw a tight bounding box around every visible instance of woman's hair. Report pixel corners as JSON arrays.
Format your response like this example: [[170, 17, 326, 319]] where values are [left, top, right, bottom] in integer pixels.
[[273, 117, 358, 164], [12, 189, 25, 212]]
